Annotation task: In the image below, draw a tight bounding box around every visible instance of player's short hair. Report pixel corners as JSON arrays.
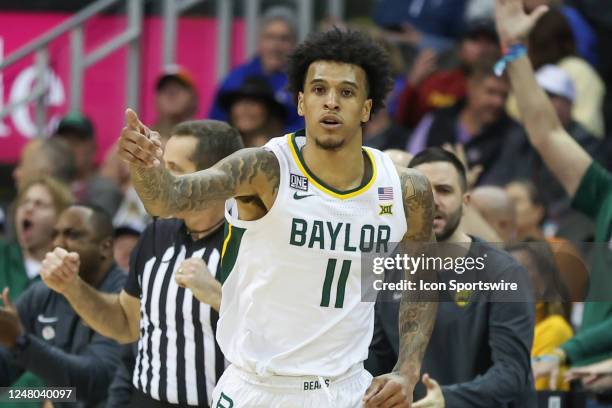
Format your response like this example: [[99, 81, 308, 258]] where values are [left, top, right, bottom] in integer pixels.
[[408, 147, 468, 192], [287, 28, 394, 114], [172, 120, 245, 171]]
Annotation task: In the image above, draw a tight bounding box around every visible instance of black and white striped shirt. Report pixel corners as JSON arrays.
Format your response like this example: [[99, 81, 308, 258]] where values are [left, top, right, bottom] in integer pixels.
[[124, 218, 225, 406]]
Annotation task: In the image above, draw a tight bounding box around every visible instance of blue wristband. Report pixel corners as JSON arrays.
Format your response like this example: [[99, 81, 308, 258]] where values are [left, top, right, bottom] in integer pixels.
[[494, 44, 527, 76], [532, 354, 561, 364]]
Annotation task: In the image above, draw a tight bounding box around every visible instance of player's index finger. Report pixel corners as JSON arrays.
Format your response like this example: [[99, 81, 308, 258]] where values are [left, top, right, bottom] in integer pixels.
[[125, 108, 144, 132]]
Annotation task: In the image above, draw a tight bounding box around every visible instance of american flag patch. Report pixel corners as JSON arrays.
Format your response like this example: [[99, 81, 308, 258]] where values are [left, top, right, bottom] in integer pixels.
[[378, 187, 394, 201]]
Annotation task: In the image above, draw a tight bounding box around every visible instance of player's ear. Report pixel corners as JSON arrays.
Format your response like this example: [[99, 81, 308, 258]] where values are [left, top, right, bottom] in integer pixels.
[[361, 99, 373, 123], [297, 92, 305, 117]]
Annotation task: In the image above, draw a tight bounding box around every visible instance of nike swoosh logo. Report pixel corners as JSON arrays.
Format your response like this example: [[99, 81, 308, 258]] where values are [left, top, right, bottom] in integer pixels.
[[37, 315, 58, 323], [293, 192, 315, 200]]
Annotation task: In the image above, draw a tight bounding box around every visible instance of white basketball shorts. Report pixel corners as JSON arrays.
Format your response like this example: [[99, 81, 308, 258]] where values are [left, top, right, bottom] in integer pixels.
[[211, 363, 372, 408]]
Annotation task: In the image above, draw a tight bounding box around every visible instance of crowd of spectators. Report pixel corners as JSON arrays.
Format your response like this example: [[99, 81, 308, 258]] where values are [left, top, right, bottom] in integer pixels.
[[0, 0, 611, 406]]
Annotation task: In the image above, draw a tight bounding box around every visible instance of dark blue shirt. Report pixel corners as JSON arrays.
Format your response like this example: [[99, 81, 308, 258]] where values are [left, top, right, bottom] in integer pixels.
[[373, 0, 467, 47], [0, 265, 125, 407], [561, 6, 599, 67]]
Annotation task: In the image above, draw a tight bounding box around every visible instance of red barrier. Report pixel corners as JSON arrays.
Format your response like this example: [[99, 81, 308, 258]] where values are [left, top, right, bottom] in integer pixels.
[[0, 12, 246, 164]]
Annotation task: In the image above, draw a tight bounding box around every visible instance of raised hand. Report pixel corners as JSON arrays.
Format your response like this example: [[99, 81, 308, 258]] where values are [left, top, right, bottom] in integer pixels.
[[40, 247, 81, 295], [119, 109, 163, 168], [408, 49, 438, 86], [0, 288, 24, 348], [494, 0, 549, 47]]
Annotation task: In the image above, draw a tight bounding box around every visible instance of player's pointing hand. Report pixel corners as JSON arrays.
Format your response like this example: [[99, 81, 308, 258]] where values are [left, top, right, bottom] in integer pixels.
[[119, 108, 163, 168]]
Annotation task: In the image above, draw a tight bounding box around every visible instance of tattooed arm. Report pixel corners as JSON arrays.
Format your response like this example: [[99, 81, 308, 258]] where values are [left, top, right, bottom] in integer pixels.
[[495, 0, 591, 198], [394, 167, 437, 388], [130, 147, 280, 217], [364, 168, 436, 408], [119, 109, 280, 218]]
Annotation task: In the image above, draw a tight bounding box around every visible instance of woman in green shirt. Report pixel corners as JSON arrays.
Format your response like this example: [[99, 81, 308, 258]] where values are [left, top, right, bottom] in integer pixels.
[[0, 176, 73, 408]]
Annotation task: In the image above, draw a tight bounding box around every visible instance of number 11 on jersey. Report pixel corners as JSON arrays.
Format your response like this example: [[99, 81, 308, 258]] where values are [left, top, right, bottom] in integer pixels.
[[320, 259, 351, 308]]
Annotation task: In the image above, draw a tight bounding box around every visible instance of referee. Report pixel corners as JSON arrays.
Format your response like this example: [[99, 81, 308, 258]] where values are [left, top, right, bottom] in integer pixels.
[[40, 119, 244, 407]]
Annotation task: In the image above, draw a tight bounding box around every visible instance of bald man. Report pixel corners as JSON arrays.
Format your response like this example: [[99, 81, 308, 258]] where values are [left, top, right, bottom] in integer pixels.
[[470, 186, 517, 242], [367, 147, 536, 407], [384, 149, 413, 168]]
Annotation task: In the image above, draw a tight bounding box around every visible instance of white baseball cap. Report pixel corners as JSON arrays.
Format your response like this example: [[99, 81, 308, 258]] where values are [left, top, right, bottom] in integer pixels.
[[535, 65, 576, 103]]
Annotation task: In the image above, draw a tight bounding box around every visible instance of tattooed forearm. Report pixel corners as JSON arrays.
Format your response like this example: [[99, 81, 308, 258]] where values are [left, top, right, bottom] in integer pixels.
[[393, 168, 437, 389], [399, 169, 435, 242], [130, 148, 280, 217], [395, 296, 437, 387]]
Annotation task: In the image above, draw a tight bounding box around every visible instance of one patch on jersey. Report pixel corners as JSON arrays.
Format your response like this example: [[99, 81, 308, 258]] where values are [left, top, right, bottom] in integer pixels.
[[289, 173, 309, 191], [378, 187, 394, 201], [379, 204, 393, 216]]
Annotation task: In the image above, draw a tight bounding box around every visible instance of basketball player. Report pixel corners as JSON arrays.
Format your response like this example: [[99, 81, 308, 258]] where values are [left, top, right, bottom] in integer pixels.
[[119, 29, 436, 407]]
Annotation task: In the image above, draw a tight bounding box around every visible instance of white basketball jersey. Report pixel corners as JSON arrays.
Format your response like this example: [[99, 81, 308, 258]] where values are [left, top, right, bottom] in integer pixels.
[[217, 131, 407, 377]]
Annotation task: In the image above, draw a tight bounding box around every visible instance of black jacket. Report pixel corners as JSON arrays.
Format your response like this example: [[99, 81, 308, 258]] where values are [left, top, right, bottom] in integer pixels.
[[0, 265, 125, 407], [366, 238, 537, 408]]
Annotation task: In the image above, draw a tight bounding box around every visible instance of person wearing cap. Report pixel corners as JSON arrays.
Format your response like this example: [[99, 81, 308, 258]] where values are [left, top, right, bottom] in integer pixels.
[[494, 3, 612, 405], [504, 7, 605, 138], [208, 6, 303, 132], [153, 66, 199, 142], [535, 64, 600, 158], [395, 19, 500, 130], [42, 120, 243, 407], [53, 114, 123, 217], [219, 75, 286, 147], [53, 114, 95, 183], [509, 65, 602, 237]]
